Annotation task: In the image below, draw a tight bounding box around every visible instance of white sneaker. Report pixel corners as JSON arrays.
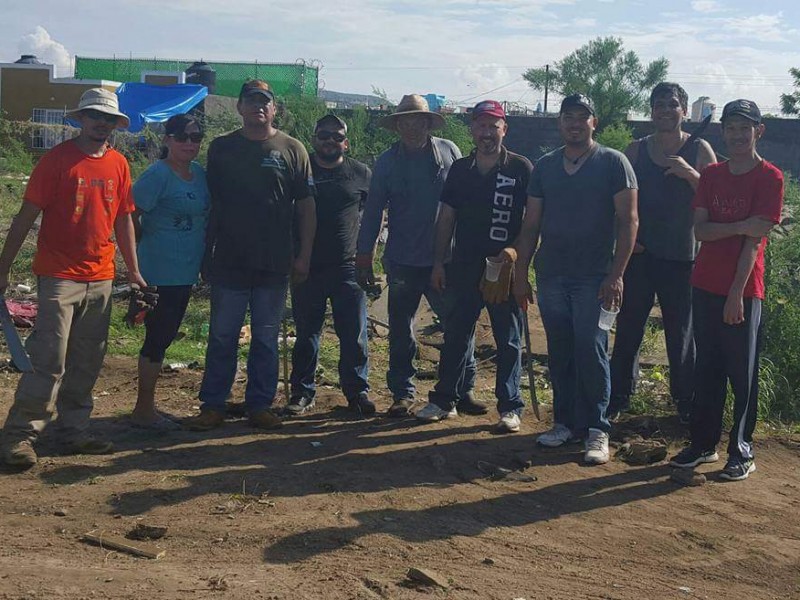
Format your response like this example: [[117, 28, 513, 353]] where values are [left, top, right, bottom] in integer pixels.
[[496, 412, 521, 433], [584, 428, 610, 464], [415, 402, 457, 422], [537, 423, 572, 447]]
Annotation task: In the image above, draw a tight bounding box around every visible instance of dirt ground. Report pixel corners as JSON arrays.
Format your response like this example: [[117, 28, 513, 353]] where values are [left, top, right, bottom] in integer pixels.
[[1, 311, 799, 600]]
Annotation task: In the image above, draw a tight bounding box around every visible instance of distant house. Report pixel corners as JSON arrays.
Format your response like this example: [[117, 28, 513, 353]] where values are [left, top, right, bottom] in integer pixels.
[[0, 56, 121, 151]]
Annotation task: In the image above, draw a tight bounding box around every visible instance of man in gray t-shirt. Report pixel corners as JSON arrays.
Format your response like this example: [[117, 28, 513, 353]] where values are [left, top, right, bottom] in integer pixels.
[[514, 94, 638, 465]]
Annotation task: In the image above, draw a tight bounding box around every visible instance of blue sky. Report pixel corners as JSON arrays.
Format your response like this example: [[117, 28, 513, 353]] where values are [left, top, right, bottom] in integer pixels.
[[1, 0, 798, 115]]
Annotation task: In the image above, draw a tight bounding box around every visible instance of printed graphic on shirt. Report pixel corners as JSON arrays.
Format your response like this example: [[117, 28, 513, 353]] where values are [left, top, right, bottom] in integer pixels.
[[262, 150, 288, 171], [490, 173, 517, 243]]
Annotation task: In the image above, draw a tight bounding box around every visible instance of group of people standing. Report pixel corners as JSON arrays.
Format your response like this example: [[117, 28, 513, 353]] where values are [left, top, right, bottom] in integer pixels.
[[0, 80, 782, 483]]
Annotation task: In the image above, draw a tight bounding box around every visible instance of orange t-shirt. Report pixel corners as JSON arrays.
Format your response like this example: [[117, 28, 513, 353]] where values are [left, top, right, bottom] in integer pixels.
[[25, 139, 134, 281]]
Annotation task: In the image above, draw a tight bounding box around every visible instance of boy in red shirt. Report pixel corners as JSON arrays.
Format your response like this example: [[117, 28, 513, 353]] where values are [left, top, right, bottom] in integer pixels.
[[670, 99, 783, 480], [0, 88, 145, 469]]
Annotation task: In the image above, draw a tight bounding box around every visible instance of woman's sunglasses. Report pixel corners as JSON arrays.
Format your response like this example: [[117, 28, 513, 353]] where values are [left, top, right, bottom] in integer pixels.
[[315, 131, 346, 142], [169, 132, 204, 143]]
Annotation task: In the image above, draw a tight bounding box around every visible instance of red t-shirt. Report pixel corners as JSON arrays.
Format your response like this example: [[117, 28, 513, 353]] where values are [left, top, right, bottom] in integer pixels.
[[24, 140, 134, 281], [691, 160, 783, 299]]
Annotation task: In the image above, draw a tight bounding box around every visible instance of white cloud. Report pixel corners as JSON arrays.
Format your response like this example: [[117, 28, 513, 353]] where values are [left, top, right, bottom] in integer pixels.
[[691, 0, 722, 13], [17, 26, 71, 76]]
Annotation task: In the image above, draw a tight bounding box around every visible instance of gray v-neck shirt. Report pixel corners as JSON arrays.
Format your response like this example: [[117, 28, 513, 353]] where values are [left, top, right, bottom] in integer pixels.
[[527, 144, 637, 279]]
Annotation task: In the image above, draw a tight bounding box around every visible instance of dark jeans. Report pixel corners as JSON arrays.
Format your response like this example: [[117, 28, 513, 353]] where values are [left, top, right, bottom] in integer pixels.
[[386, 263, 475, 400], [537, 274, 611, 434], [691, 288, 762, 460], [140, 285, 193, 363], [290, 263, 369, 402], [199, 280, 288, 414], [429, 263, 523, 415], [610, 254, 695, 407]]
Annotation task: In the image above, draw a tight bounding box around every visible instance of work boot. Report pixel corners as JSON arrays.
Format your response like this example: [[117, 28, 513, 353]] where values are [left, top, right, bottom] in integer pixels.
[[456, 390, 489, 415], [348, 394, 376, 417], [249, 410, 283, 430], [387, 398, 415, 418], [3, 439, 37, 469], [184, 410, 226, 431]]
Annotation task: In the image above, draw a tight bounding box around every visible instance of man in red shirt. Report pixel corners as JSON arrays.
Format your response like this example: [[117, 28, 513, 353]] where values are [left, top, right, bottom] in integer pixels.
[[670, 99, 783, 481], [0, 88, 145, 469]]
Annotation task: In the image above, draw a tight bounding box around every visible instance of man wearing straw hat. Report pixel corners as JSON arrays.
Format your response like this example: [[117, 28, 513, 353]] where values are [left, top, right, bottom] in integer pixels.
[[356, 94, 483, 417], [0, 88, 145, 469]]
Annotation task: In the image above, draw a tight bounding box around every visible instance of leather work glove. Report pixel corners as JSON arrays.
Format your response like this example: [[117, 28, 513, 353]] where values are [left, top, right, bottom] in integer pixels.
[[355, 253, 375, 292], [125, 285, 159, 327], [479, 248, 517, 304]]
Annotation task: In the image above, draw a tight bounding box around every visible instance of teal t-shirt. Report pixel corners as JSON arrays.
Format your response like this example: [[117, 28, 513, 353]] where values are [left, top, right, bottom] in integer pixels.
[[133, 160, 210, 286]]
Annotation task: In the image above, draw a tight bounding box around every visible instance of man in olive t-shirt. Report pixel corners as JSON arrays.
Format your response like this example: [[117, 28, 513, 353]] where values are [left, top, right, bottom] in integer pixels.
[[186, 80, 316, 432]]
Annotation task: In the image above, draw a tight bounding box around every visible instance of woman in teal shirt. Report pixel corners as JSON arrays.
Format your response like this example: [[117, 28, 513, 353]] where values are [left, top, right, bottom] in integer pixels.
[[131, 114, 210, 428]]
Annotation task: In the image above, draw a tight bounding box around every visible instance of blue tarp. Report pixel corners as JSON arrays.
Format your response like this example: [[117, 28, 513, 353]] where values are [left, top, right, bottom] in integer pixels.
[[116, 83, 208, 132]]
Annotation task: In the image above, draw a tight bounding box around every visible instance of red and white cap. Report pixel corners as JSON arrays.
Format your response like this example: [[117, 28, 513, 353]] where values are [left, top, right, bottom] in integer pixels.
[[472, 100, 506, 120]]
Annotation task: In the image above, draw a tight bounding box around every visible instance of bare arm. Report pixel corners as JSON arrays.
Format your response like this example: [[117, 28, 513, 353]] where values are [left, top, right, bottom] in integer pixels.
[[599, 188, 638, 308], [723, 237, 761, 325], [292, 196, 317, 284], [114, 211, 147, 288], [0, 201, 41, 293], [694, 207, 774, 242], [430, 202, 457, 292], [511, 195, 543, 309]]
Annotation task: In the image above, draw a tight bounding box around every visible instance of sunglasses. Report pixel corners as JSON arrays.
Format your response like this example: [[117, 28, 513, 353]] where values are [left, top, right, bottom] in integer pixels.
[[169, 132, 204, 143], [315, 131, 346, 142], [83, 109, 118, 124]]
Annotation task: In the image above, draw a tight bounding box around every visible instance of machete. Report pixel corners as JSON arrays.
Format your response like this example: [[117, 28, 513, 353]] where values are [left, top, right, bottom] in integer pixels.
[[0, 297, 34, 373], [676, 113, 712, 159], [521, 310, 541, 421]]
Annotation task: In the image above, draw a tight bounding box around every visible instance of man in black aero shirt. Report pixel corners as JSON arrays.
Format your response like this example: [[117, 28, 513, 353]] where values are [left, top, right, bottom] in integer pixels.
[[416, 100, 532, 433], [286, 115, 375, 416]]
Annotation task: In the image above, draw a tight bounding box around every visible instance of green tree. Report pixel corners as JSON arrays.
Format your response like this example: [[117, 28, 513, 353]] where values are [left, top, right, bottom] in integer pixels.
[[780, 67, 800, 115], [523, 37, 669, 127]]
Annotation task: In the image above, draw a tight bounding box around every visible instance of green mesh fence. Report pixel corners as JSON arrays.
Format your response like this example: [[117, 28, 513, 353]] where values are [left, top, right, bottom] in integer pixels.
[[74, 56, 318, 98]]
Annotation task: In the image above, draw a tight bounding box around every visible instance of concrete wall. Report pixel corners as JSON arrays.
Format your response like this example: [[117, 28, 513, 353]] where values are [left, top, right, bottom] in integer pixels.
[[502, 115, 800, 177]]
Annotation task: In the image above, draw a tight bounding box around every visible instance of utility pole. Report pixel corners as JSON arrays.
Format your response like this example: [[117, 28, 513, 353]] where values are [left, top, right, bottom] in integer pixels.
[[544, 64, 550, 114]]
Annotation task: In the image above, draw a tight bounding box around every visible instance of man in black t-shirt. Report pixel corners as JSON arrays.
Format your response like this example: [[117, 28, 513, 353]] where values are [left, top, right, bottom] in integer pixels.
[[415, 100, 532, 433], [187, 80, 316, 432], [286, 115, 375, 417]]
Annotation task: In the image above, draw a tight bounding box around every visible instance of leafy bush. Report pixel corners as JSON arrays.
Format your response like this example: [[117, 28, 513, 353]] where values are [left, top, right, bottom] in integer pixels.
[[596, 122, 634, 152], [0, 116, 34, 175], [761, 172, 800, 422]]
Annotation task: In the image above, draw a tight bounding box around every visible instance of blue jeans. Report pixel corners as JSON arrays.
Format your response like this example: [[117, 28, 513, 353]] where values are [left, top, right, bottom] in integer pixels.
[[429, 263, 524, 415], [536, 274, 611, 434], [386, 263, 475, 400], [290, 264, 369, 401], [199, 280, 288, 414]]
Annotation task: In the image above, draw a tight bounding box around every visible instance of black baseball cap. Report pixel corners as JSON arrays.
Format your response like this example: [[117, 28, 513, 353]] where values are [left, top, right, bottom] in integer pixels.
[[315, 114, 348, 134], [239, 79, 275, 102], [560, 93, 595, 116], [721, 99, 761, 124]]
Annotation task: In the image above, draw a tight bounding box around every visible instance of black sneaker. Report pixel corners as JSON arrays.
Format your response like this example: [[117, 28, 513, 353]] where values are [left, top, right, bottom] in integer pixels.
[[285, 396, 315, 415], [719, 457, 756, 481], [669, 446, 719, 468], [456, 390, 489, 415], [348, 394, 376, 417], [607, 395, 630, 423], [387, 398, 415, 418]]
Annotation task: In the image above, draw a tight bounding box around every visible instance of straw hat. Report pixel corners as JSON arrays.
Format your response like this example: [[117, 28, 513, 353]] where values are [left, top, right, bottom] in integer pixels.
[[378, 94, 445, 131], [65, 88, 130, 129]]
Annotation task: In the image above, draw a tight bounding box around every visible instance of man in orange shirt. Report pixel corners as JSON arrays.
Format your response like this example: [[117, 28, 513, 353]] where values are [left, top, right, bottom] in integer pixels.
[[0, 88, 145, 469]]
